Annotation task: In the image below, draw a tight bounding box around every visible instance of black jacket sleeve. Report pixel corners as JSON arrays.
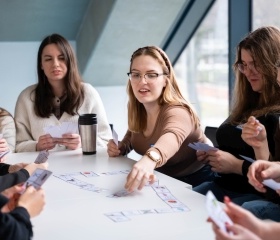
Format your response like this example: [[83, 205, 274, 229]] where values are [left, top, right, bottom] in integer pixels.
[[0, 195, 33, 240], [0, 163, 10, 175], [0, 169, 29, 192]]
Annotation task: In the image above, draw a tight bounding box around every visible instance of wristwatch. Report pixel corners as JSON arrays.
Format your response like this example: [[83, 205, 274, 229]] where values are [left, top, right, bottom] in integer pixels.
[[145, 150, 161, 165]]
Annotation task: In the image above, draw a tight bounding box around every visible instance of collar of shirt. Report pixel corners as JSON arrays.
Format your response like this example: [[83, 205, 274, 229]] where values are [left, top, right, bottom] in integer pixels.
[[52, 94, 67, 119]]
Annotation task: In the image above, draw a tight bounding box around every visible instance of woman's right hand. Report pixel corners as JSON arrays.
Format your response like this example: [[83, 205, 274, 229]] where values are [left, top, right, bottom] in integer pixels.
[[17, 186, 45, 218], [241, 116, 266, 149], [107, 139, 121, 157], [36, 134, 57, 151]]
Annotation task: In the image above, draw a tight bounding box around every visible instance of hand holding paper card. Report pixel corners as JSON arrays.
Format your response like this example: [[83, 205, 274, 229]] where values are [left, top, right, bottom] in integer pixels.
[[23, 168, 52, 191], [188, 142, 218, 152], [34, 150, 49, 164], [112, 128, 118, 146], [239, 155, 255, 163], [44, 122, 78, 138], [206, 191, 233, 234], [262, 179, 280, 190]]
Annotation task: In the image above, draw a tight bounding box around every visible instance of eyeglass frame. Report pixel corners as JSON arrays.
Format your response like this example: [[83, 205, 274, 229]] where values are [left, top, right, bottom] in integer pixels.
[[237, 62, 259, 74], [127, 72, 167, 82]]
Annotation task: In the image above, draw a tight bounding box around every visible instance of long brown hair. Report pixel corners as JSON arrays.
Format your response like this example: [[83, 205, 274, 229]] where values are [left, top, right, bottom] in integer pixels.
[[230, 26, 280, 124], [127, 46, 200, 132], [34, 33, 84, 117]]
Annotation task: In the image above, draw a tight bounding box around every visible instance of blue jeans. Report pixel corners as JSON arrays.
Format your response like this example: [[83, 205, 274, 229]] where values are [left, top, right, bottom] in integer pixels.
[[175, 164, 217, 188], [193, 181, 264, 205], [242, 200, 280, 222]]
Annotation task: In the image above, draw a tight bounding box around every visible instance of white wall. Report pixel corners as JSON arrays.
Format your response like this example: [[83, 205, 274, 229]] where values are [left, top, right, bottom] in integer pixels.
[[0, 42, 39, 114], [96, 86, 142, 160]]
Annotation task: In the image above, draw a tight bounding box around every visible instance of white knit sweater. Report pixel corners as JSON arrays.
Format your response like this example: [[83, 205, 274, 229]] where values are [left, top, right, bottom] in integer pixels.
[[15, 83, 112, 152], [0, 115, 15, 152]]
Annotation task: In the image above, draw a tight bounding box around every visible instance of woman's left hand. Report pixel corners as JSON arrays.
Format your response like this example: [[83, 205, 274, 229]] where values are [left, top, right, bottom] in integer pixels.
[[57, 133, 81, 150], [0, 138, 9, 153], [125, 157, 157, 192]]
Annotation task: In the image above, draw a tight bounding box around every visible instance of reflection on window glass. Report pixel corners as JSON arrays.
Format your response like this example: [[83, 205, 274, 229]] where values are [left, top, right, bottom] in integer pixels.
[[174, 0, 228, 128], [253, 0, 280, 29]]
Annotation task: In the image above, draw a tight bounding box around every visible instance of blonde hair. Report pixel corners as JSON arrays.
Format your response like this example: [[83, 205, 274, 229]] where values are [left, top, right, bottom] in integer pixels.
[[0, 108, 12, 118], [127, 46, 200, 132]]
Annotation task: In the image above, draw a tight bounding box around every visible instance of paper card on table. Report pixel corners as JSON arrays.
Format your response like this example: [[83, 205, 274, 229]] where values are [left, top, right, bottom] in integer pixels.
[[80, 171, 99, 177], [188, 142, 218, 152], [121, 210, 142, 216], [80, 184, 107, 193], [104, 212, 130, 222], [112, 128, 118, 146], [262, 179, 280, 190], [206, 191, 233, 234], [172, 207, 190, 212], [23, 168, 52, 190], [152, 185, 170, 193], [139, 209, 157, 214], [107, 189, 132, 198], [34, 150, 49, 163], [239, 155, 255, 163], [164, 199, 186, 208], [154, 208, 174, 214]]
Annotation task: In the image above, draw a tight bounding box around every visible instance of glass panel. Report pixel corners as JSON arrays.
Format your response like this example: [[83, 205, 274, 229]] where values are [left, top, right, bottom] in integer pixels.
[[253, 0, 280, 29], [174, 0, 228, 128]]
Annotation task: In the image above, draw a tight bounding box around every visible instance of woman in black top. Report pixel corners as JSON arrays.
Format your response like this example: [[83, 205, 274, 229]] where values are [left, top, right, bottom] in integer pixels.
[[0, 185, 45, 240], [193, 26, 280, 205]]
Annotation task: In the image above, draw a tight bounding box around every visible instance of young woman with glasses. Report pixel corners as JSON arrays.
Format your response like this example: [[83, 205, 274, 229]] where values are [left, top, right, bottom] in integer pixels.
[[14, 33, 112, 152], [107, 46, 216, 191], [193, 26, 280, 205]]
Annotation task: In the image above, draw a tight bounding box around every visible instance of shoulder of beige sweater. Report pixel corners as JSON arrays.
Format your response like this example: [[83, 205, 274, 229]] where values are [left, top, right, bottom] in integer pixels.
[[19, 84, 37, 98], [83, 82, 99, 96]]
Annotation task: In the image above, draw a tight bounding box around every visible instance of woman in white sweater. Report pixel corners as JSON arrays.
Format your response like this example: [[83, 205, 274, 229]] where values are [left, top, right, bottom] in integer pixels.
[[14, 34, 112, 152]]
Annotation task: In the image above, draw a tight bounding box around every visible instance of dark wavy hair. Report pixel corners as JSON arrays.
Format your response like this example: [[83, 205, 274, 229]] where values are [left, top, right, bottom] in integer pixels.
[[34, 33, 84, 117]]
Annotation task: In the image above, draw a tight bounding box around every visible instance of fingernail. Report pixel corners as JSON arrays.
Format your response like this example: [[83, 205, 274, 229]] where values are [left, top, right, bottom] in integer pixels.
[[224, 196, 231, 202]]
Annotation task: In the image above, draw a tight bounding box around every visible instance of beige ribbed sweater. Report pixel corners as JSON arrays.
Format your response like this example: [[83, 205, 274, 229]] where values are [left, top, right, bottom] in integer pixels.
[[14, 83, 112, 152]]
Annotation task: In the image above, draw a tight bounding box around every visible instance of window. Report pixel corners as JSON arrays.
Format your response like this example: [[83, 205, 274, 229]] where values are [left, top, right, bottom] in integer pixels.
[[253, 0, 280, 29], [174, 0, 228, 128]]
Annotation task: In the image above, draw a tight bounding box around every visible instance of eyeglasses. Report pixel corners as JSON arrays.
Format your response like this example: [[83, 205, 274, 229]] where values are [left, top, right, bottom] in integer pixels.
[[127, 72, 167, 83], [237, 63, 258, 74]]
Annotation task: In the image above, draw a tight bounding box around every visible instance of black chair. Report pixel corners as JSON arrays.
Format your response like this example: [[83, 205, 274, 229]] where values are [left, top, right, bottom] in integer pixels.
[[204, 126, 218, 147]]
